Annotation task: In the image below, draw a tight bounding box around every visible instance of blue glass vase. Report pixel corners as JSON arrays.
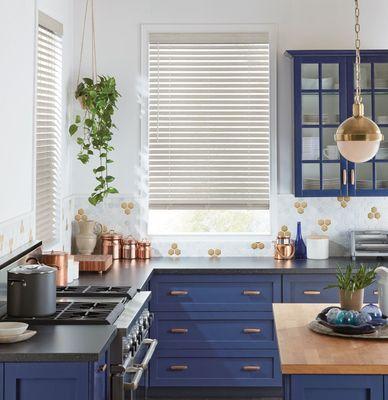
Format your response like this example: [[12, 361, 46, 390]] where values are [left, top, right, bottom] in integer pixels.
[[294, 221, 307, 259]]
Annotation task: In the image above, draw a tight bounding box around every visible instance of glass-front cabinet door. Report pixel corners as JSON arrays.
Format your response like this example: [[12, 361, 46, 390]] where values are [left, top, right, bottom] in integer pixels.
[[289, 50, 388, 197], [294, 57, 347, 196], [347, 56, 388, 196]]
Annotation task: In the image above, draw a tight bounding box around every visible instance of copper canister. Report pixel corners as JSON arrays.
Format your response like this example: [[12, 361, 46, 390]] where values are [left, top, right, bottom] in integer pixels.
[[121, 236, 137, 260], [137, 239, 151, 260], [101, 231, 122, 260], [42, 250, 68, 286]]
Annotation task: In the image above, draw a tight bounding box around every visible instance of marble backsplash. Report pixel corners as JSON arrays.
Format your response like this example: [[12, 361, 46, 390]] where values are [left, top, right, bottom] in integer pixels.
[[61, 194, 388, 257]]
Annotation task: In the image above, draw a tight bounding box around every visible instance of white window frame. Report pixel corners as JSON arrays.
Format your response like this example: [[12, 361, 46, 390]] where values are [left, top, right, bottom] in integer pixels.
[[140, 24, 278, 241]]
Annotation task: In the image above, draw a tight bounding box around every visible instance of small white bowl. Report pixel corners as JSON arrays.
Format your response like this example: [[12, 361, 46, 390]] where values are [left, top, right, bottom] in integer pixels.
[[0, 322, 28, 337]]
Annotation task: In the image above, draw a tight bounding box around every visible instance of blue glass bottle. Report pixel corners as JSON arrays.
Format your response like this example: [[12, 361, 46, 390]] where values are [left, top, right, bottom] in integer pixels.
[[294, 221, 307, 259]]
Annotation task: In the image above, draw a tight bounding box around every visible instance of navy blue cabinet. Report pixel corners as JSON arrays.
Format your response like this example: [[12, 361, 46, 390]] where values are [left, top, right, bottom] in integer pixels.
[[286, 375, 383, 400], [0, 364, 3, 400], [4, 362, 89, 400], [287, 50, 388, 197]]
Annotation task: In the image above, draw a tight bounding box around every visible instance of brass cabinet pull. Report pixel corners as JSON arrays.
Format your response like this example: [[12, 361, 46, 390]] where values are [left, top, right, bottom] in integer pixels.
[[374, 290, 378, 295], [170, 328, 188, 334], [243, 328, 261, 334], [303, 290, 321, 295], [351, 169, 355, 185], [342, 169, 347, 185], [242, 290, 261, 296], [98, 364, 107, 372], [242, 365, 261, 372], [170, 365, 188, 371], [169, 290, 188, 296]]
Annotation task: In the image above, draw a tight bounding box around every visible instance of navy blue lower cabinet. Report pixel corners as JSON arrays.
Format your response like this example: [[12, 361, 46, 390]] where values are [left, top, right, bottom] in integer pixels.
[[150, 349, 281, 387], [0, 364, 3, 400], [153, 311, 276, 350], [150, 274, 281, 312], [4, 362, 90, 400], [285, 375, 383, 400], [91, 351, 109, 400], [283, 274, 378, 304]]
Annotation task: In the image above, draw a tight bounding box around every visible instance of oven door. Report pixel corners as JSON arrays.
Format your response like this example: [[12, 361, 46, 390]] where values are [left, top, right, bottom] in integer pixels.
[[112, 338, 157, 400]]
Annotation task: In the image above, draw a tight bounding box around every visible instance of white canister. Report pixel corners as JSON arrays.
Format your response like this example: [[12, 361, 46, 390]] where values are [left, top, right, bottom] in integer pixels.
[[306, 235, 329, 259]]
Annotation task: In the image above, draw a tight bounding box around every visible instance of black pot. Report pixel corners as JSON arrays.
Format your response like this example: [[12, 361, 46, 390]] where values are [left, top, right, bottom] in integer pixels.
[[7, 263, 57, 317]]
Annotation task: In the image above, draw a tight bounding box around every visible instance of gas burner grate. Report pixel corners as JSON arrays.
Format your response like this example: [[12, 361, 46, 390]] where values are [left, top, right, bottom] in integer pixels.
[[56, 285, 135, 299]]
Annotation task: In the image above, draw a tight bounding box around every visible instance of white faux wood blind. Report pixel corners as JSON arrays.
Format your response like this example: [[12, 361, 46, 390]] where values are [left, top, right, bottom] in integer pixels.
[[35, 23, 62, 243], [148, 33, 270, 209]]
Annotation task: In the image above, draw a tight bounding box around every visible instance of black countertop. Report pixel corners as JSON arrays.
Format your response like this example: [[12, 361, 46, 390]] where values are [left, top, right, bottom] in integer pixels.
[[0, 325, 116, 362], [76, 256, 377, 291]]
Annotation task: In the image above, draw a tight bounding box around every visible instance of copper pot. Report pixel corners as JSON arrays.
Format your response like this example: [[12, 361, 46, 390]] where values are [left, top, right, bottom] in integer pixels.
[[137, 239, 151, 260], [42, 251, 68, 286], [121, 236, 137, 260], [101, 231, 122, 260]]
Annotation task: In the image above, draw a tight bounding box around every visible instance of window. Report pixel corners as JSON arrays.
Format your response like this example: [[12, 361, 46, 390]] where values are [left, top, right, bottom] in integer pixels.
[[147, 31, 272, 234], [35, 13, 63, 243]]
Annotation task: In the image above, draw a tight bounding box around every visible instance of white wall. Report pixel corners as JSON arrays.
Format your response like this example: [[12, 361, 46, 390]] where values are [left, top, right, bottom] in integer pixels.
[[71, 0, 388, 196]]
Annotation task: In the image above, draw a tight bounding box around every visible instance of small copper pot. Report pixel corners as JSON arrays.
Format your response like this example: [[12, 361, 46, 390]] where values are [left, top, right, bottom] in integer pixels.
[[42, 251, 68, 286], [137, 239, 151, 260], [101, 231, 122, 260], [121, 236, 137, 260]]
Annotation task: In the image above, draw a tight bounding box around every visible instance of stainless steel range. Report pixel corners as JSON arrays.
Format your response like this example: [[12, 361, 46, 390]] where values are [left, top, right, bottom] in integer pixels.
[[0, 247, 157, 400]]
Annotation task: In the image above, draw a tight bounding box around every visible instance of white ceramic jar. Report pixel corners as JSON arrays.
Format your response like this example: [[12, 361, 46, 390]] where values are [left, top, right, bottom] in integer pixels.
[[306, 235, 329, 259]]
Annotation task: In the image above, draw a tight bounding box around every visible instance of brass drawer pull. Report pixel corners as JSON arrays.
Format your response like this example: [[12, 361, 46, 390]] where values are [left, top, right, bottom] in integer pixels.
[[98, 364, 107, 372], [374, 290, 378, 295], [243, 328, 261, 334], [242, 290, 261, 296], [351, 168, 355, 185], [170, 365, 188, 371], [303, 290, 321, 295], [242, 365, 261, 372], [169, 290, 188, 296], [342, 169, 347, 185], [170, 328, 188, 334]]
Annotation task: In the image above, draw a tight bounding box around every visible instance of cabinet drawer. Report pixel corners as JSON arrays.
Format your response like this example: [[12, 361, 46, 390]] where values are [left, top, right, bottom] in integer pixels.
[[283, 274, 378, 304], [150, 275, 281, 311], [150, 349, 281, 387], [152, 311, 276, 350]]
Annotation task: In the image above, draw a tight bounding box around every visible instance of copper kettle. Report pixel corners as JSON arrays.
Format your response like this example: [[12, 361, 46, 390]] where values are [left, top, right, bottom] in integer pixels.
[[273, 236, 295, 260]]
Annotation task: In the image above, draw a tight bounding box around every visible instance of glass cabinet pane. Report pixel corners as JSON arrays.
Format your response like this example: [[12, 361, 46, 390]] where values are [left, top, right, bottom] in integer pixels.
[[375, 93, 388, 124], [323, 164, 341, 190], [362, 94, 372, 119], [355, 63, 371, 89], [376, 128, 388, 160], [322, 128, 339, 160], [301, 64, 319, 90], [302, 94, 319, 124], [322, 64, 338, 90], [374, 63, 388, 89], [376, 163, 388, 188], [322, 93, 339, 125], [355, 163, 373, 189], [302, 163, 320, 190], [302, 128, 319, 160]]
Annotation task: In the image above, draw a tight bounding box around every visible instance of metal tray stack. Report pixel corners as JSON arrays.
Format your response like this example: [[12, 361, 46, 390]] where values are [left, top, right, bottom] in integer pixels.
[[351, 231, 388, 260]]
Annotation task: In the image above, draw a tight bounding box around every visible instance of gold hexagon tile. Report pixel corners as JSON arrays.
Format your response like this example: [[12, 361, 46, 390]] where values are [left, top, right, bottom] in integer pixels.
[[168, 243, 181, 256], [208, 248, 221, 257], [294, 200, 307, 214], [368, 207, 381, 219], [337, 196, 351, 208], [251, 242, 265, 250], [278, 225, 291, 238], [318, 219, 331, 232], [121, 201, 135, 216]]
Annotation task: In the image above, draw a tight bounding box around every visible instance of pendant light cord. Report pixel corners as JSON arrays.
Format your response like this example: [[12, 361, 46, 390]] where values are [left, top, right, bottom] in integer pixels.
[[77, 0, 97, 85], [354, 0, 362, 104]]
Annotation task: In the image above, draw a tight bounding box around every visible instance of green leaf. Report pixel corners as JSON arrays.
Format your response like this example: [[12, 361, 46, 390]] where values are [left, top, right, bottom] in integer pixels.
[[75, 115, 81, 123], [95, 166, 106, 173], [107, 187, 119, 194], [69, 124, 78, 135], [106, 175, 115, 183], [100, 153, 107, 158], [106, 159, 113, 164], [76, 137, 84, 145], [85, 119, 93, 127], [83, 77, 93, 85], [88, 195, 99, 206], [78, 154, 89, 164]]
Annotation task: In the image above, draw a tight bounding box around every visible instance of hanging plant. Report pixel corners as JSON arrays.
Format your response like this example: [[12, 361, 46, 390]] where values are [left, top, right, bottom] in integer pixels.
[[69, 76, 120, 206]]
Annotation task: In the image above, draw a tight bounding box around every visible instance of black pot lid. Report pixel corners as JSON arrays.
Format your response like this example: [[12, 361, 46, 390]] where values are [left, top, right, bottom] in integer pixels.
[[9, 264, 56, 275]]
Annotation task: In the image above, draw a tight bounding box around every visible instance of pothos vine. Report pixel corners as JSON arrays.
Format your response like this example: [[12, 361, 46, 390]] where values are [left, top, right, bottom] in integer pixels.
[[69, 76, 120, 206]]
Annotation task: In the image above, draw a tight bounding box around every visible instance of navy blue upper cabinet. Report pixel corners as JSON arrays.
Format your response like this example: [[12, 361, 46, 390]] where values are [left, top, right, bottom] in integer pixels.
[[287, 50, 388, 197]]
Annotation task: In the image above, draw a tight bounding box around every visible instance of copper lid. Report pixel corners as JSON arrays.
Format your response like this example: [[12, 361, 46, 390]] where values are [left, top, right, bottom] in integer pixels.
[[101, 230, 122, 240], [121, 236, 137, 245]]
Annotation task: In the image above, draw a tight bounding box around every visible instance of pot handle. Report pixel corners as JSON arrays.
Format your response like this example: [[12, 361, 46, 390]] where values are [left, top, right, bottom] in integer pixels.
[[25, 257, 39, 264], [94, 222, 103, 236], [9, 279, 27, 287]]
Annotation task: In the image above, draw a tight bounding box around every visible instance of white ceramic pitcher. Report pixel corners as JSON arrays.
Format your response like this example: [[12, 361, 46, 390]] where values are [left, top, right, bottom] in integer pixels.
[[375, 266, 388, 316]]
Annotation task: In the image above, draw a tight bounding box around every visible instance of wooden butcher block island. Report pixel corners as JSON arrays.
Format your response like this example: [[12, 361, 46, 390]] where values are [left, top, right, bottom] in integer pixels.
[[273, 303, 388, 400]]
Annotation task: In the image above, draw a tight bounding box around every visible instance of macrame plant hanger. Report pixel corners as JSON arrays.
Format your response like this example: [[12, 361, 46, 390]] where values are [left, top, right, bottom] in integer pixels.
[[77, 0, 97, 85]]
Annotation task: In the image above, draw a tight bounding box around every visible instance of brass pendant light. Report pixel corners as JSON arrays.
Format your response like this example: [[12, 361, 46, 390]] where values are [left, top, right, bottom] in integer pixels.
[[335, 0, 383, 163]]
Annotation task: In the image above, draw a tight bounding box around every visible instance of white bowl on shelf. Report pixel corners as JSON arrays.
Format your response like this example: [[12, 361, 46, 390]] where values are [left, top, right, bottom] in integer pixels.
[[0, 322, 28, 337]]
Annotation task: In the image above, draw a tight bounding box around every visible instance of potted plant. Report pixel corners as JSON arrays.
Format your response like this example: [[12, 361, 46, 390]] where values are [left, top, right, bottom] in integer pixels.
[[326, 264, 377, 311], [69, 76, 120, 206]]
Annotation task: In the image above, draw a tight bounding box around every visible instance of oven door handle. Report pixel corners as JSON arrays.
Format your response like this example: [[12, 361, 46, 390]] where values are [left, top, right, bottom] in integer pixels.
[[136, 338, 158, 370], [123, 366, 143, 391]]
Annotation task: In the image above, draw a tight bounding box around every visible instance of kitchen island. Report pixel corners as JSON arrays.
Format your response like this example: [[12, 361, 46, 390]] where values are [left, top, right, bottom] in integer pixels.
[[274, 303, 388, 399]]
